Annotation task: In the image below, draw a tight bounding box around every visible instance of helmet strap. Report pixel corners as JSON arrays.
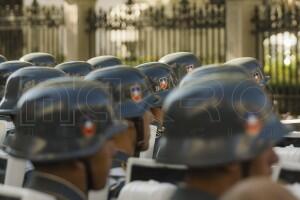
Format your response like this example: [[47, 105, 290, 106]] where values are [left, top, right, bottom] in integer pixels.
[[132, 117, 145, 155], [240, 161, 251, 178], [81, 159, 94, 192]]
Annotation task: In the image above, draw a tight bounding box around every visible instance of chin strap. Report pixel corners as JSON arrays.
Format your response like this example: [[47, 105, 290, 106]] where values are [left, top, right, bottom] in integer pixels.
[[81, 159, 94, 192], [241, 161, 251, 178], [131, 117, 145, 155]]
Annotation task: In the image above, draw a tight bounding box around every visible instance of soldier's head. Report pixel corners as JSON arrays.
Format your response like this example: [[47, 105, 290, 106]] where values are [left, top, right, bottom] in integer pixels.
[[85, 66, 159, 154], [87, 56, 122, 70], [55, 61, 93, 77], [0, 61, 33, 99], [4, 78, 127, 191], [136, 62, 178, 123], [226, 57, 269, 87], [0, 67, 66, 120], [20, 52, 56, 67], [159, 52, 201, 81], [156, 72, 287, 196]]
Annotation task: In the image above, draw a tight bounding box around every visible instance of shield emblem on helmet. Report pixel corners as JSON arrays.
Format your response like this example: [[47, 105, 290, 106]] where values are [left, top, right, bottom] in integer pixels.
[[186, 64, 194, 73], [159, 77, 169, 90], [253, 72, 261, 84], [81, 120, 96, 138], [130, 84, 143, 103], [22, 80, 37, 93], [245, 114, 262, 136]]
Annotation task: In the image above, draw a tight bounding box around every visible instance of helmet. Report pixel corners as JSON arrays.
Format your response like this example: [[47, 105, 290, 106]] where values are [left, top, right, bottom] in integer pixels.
[[87, 56, 122, 69], [4, 78, 127, 162], [85, 65, 159, 119], [226, 57, 269, 86], [136, 62, 178, 107], [159, 52, 201, 80], [0, 67, 66, 115], [55, 61, 93, 77], [156, 73, 287, 167], [0, 55, 7, 63], [20, 52, 56, 67], [0, 61, 33, 98], [180, 64, 250, 87], [85, 65, 159, 152]]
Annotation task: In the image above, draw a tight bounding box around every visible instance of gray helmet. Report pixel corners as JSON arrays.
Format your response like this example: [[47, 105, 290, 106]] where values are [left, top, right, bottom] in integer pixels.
[[136, 62, 178, 107], [0, 67, 66, 116], [157, 73, 287, 167], [0, 61, 33, 99], [20, 52, 56, 67], [87, 56, 122, 69], [55, 61, 93, 77], [159, 52, 201, 80], [5, 78, 127, 162], [180, 64, 250, 87], [226, 57, 269, 86], [85, 65, 160, 119]]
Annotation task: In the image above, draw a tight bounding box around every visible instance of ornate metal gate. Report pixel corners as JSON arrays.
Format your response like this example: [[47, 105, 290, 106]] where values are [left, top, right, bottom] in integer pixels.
[[253, 1, 300, 114], [0, 0, 65, 61], [87, 0, 226, 65]]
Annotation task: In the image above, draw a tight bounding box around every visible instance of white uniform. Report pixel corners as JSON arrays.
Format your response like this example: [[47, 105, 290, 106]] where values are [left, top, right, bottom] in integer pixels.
[[0, 150, 28, 187], [0, 184, 55, 200], [0, 120, 14, 144], [140, 125, 158, 158]]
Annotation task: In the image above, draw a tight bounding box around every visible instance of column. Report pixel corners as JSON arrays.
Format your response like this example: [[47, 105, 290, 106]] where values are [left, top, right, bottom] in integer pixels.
[[64, 0, 96, 60], [226, 0, 262, 60]]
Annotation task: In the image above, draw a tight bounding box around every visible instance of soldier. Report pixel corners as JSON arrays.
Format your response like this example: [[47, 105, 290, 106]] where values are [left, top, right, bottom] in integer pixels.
[[156, 72, 287, 199], [0, 61, 34, 144], [85, 65, 158, 200], [159, 52, 201, 81], [226, 57, 270, 86], [0, 67, 66, 180], [0, 61, 33, 99], [20, 52, 56, 67], [136, 62, 178, 158], [0, 67, 65, 117], [0, 55, 7, 63], [87, 56, 122, 69], [55, 61, 93, 77], [4, 78, 127, 200]]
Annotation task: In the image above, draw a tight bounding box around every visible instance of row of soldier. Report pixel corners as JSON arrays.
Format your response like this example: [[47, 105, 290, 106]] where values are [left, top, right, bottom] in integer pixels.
[[0, 52, 298, 200]]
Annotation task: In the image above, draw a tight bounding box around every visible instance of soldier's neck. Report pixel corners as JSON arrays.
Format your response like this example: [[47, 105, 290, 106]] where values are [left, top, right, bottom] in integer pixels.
[[114, 142, 135, 157], [112, 129, 136, 157], [185, 174, 239, 198], [35, 162, 87, 195]]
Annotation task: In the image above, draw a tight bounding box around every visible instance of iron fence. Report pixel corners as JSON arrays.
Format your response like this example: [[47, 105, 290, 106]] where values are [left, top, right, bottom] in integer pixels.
[[0, 0, 65, 61], [87, 0, 226, 65], [253, 1, 300, 114]]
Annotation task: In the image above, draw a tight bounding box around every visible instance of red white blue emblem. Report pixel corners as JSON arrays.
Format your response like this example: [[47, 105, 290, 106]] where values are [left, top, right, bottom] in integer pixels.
[[81, 120, 96, 138], [245, 114, 262, 136], [130, 84, 143, 103], [159, 77, 169, 90], [22, 80, 38, 93], [186, 64, 194, 73], [253, 72, 261, 84]]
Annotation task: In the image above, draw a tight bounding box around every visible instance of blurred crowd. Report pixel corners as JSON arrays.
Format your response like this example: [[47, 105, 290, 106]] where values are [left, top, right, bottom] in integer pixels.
[[0, 52, 298, 200]]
